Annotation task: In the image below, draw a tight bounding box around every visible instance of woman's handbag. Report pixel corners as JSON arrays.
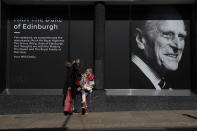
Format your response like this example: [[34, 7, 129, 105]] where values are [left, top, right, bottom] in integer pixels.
[[64, 89, 73, 114]]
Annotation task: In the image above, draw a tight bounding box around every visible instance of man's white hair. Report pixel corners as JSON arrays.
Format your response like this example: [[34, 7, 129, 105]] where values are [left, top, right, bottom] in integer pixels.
[[141, 20, 186, 37]]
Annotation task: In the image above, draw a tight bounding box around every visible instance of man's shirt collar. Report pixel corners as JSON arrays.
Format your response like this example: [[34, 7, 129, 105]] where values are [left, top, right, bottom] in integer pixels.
[[131, 54, 162, 90]]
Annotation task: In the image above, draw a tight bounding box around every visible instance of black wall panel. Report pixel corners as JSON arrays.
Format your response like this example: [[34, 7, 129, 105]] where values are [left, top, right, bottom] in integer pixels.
[[70, 20, 94, 72], [6, 5, 94, 90], [7, 5, 69, 89], [105, 21, 130, 89]]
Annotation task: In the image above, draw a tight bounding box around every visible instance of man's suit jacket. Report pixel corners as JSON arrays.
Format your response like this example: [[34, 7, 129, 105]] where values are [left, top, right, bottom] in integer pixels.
[[130, 61, 173, 89], [130, 62, 156, 89]]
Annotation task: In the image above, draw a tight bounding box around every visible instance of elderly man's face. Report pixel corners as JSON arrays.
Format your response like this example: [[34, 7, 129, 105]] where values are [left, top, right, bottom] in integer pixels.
[[144, 20, 187, 72]]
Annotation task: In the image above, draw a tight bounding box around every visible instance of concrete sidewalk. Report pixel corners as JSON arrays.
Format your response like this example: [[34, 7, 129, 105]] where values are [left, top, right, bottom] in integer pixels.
[[0, 110, 197, 130]]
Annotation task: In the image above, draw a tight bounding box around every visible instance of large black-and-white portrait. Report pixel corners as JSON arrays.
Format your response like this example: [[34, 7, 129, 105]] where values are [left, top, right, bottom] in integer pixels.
[[130, 7, 191, 91]]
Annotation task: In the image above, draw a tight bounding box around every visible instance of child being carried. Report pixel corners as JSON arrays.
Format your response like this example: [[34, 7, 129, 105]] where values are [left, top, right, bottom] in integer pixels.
[[79, 68, 95, 115]]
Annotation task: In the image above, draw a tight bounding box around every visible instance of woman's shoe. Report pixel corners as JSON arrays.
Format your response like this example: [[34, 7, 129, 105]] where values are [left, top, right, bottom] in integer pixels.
[[81, 102, 88, 115]]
